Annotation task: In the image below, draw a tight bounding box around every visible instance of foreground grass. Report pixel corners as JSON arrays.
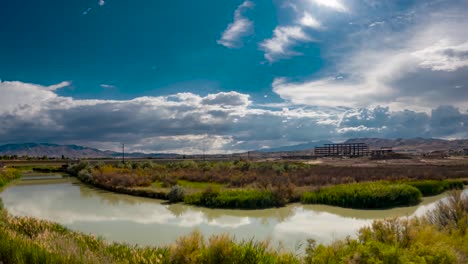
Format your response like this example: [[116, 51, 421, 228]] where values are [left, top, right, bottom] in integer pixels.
[[0, 190, 467, 263], [0, 206, 297, 264]]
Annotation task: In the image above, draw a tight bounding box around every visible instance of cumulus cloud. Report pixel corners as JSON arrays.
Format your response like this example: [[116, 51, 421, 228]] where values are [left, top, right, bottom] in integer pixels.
[[260, 26, 313, 62], [1, 80, 467, 153], [217, 1, 254, 48], [413, 40, 468, 72], [272, 4, 468, 111], [261, 1, 328, 62], [98, 0, 105, 6]]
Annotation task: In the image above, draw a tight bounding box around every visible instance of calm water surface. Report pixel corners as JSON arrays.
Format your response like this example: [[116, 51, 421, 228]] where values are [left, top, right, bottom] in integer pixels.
[[1, 175, 465, 251]]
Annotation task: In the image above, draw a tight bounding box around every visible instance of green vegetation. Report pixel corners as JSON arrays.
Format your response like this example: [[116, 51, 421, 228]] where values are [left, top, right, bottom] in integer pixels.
[[1, 190, 468, 263], [67, 160, 468, 190], [305, 190, 468, 264], [0, 168, 22, 188], [176, 180, 224, 190], [167, 185, 186, 203], [406, 180, 464, 196], [301, 182, 422, 209], [65, 161, 467, 209], [184, 188, 286, 209]]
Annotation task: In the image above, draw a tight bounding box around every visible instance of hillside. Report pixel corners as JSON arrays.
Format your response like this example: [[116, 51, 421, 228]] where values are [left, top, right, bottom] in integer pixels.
[[345, 138, 468, 152], [0, 143, 114, 158]]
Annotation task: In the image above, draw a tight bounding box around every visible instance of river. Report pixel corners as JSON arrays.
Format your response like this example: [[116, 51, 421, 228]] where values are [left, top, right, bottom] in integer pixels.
[[1, 174, 464, 252]]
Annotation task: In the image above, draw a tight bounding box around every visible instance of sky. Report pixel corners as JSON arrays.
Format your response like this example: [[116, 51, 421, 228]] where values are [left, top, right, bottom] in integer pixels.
[[1, 0, 467, 153]]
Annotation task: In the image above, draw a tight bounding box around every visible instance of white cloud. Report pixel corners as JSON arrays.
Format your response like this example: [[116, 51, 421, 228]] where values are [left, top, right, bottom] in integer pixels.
[[260, 26, 313, 62], [271, 8, 468, 111], [1, 80, 467, 153], [100, 84, 116, 89], [217, 1, 254, 48], [299, 12, 322, 29], [47, 81, 71, 91], [98, 0, 105, 6], [307, 0, 348, 13], [412, 40, 468, 72]]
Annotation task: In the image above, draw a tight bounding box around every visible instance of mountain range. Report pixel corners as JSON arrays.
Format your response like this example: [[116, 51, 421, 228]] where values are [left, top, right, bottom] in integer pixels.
[[0, 138, 467, 158], [344, 138, 468, 152], [0, 143, 177, 159]]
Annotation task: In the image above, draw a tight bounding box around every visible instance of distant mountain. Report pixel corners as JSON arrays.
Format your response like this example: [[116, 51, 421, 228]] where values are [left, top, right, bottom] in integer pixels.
[[0, 143, 113, 158], [344, 138, 468, 152], [258, 140, 334, 152], [0, 143, 178, 158]]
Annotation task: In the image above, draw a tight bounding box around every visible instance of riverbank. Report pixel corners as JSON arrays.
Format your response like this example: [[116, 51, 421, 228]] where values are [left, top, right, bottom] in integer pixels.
[[1, 183, 467, 263], [66, 161, 466, 210]]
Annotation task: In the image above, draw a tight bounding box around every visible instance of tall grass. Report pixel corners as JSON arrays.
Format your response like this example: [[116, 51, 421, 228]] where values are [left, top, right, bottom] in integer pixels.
[[301, 182, 422, 209], [406, 180, 464, 196], [184, 188, 286, 209], [0, 168, 22, 188], [306, 191, 468, 264]]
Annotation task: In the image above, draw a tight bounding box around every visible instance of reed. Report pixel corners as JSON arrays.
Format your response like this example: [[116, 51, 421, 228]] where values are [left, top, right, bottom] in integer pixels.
[[301, 182, 422, 209]]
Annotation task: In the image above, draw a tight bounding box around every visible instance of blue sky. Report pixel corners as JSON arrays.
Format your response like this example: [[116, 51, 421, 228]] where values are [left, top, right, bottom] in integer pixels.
[[0, 0, 467, 153]]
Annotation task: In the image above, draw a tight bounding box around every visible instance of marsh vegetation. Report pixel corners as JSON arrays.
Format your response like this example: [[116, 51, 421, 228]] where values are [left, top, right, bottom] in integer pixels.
[[65, 161, 467, 209]]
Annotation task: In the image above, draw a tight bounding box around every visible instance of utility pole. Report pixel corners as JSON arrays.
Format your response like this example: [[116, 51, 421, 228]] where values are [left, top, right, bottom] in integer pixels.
[[122, 143, 125, 164]]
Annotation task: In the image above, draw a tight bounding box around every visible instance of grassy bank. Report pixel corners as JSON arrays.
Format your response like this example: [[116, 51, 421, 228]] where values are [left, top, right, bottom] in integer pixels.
[[0, 168, 22, 188], [0, 190, 467, 263], [0, 206, 297, 263], [305, 190, 468, 264], [301, 182, 423, 209]]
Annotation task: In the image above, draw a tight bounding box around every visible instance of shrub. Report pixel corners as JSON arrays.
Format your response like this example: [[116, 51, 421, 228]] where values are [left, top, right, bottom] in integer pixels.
[[0, 168, 22, 188], [184, 188, 284, 209], [406, 180, 464, 196], [168, 185, 186, 203], [301, 182, 422, 209], [66, 161, 91, 176], [426, 190, 468, 233]]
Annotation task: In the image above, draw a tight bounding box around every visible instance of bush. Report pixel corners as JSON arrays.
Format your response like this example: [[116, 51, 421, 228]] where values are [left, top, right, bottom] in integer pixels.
[[301, 182, 422, 209], [426, 190, 468, 232], [168, 185, 186, 203], [184, 188, 284, 209], [66, 161, 91, 176], [406, 180, 464, 196], [0, 168, 22, 188]]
